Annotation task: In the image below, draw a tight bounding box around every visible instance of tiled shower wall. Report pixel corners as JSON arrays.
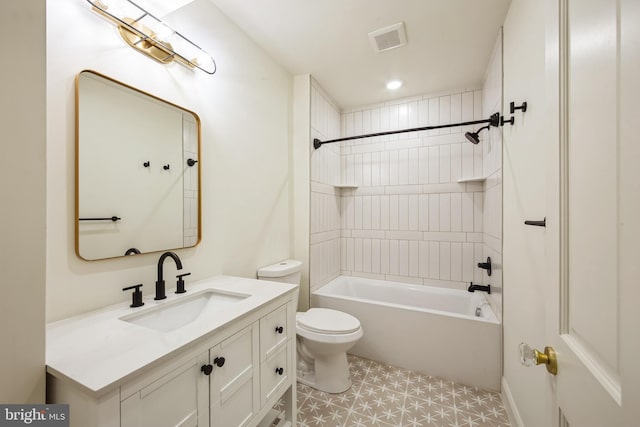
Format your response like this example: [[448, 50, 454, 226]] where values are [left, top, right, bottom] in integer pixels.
[[309, 79, 342, 293], [339, 89, 488, 289]]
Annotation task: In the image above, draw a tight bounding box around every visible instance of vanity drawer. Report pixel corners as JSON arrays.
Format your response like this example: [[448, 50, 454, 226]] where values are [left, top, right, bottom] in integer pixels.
[[259, 304, 288, 361], [260, 342, 290, 406]]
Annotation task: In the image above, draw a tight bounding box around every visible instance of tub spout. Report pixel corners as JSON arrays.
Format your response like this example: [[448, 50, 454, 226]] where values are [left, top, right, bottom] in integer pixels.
[[468, 282, 491, 294]]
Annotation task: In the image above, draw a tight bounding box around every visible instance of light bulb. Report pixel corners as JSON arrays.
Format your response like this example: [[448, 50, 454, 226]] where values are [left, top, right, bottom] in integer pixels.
[[386, 80, 403, 90]]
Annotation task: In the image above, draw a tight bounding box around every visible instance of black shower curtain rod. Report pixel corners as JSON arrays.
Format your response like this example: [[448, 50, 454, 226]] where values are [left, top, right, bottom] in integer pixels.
[[313, 112, 500, 149]]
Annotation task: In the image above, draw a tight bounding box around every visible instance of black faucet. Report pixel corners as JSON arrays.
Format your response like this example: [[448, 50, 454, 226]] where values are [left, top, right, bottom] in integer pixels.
[[468, 282, 491, 294], [155, 251, 183, 300]]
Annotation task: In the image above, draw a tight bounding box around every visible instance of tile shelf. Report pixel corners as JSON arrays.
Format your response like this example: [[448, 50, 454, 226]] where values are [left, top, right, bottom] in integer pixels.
[[333, 184, 358, 189], [457, 176, 487, 183]]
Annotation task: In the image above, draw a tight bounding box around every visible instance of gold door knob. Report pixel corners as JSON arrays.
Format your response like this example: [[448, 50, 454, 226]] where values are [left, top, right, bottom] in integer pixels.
[[519, 342, 558, 375]]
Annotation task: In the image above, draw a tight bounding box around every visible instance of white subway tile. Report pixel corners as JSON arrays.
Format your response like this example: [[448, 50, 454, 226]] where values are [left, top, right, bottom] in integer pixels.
[[352, 230, 386, 239], [428, 194, 440, 231], [354, 153, 363, 185], [354, 238, 363, 272], [474, 192, 484, 232], [462, 192, 474, 232], [461, 143, 474, 180], [341, 238, 347, 271], [399, 240, 409, 276], [466, 232, 483, 243], [409, 241, 420, 278], [461, 91, 474, 133], [380, 105, 390, 131], [399, 195, 409, 230], [372, 240, 381, 274], [462, 242, 474, 282], [450, 143, 462, 182], [428, 146, 440, 183], [399, 149, 409, 184], [423, 232, 466, 242], [398, 104, 408, 134], [428, 98, 439, 136], [362, 196, 372, 229], [363, 239, 372, 273], [381, 240, 390, 274], [439, 193, 451, 232], [389, 240, 399, 275], [389, 150, 399, 185], [362, 152, 372, 187], [389, 194, 399, 230], [439, 242, 451, 280], [418, 147, 429, 183], [428, 241, 440, 279], [450, 242, 462, 281], [419, 241, 429, 278], [362, 109, 371, 133], [371, 152, 381, 186], [439, 144, 451, 183], [380, 195, 390, 230], [389, 104, 399, 131], [386, 230, 423, 240], [451, 193, 462, 232], [371, 108, 381, 132], [385, 185, 422, 195], [346, 238, 354, 272], [371, 195, 381, 230], [419, 194, 429, 231], [409, 147, 419, 184], [380, 151, 390, 185], [354, 111, 363, 136], [409, 194, 419, 231], [418, 99, 429, 126], [473, 242, 484, 282], [354, 196, 363, 229]]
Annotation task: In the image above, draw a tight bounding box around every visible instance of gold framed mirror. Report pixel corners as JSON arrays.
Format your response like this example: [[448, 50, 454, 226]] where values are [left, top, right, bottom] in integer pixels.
[[76, 70, 201, 260]]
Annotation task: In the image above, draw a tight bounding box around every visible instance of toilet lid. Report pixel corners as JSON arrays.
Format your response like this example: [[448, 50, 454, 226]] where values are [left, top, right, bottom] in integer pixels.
[[297, 308, 360, 334]]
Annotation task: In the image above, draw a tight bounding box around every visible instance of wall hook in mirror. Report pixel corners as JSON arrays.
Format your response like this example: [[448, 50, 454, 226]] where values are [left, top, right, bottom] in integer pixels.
[[187, 158, 198, 167], [163, 164, 170, 170], [510, 101, 528, 114], [143, 161, 150, 167], [500, 116, 515, 126]]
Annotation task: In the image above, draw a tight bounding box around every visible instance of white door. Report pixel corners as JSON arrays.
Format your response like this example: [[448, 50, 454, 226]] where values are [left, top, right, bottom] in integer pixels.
[[504, 0, 639, 425], [541, 0, 638, 425]]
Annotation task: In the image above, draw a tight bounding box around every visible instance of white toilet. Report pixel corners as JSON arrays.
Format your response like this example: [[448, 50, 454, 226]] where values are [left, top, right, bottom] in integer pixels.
[[257, 260, 363, 394]]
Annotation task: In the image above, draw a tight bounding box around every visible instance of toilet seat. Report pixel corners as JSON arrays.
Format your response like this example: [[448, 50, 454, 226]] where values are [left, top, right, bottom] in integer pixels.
[[296, 308, 363, 344], [298, 308, 360, 334]]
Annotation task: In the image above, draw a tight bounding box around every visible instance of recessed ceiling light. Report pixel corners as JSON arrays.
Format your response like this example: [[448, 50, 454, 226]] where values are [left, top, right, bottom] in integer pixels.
[[386, 80, 403, 90]]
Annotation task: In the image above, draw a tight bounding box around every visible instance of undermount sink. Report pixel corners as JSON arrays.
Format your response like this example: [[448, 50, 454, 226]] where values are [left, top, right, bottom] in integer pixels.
[[120, 289, 250, 333]]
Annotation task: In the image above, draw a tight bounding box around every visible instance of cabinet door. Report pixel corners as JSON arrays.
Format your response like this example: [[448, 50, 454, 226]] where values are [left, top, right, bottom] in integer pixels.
[[209, 323, 259, 427], [259, 304, 288, 362], [121, 352, 209, 427]]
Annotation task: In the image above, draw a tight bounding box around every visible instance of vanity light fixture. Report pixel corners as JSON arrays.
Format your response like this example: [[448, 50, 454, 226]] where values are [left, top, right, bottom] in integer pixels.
[[86, 0, 216, 74]]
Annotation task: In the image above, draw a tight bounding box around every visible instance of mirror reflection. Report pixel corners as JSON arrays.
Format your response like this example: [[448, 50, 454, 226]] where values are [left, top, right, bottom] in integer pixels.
[[76, 70, 201, 260]]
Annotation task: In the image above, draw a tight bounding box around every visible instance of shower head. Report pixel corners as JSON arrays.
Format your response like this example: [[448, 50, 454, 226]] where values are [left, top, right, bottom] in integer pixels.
[[465, 125, 490, 144]]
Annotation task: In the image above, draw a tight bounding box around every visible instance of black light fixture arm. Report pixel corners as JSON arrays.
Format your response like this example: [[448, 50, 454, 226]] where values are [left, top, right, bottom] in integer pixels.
[[313, 112, 500, 149]]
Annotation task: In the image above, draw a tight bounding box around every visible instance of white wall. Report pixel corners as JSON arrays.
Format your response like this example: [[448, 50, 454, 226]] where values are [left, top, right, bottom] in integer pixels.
[[309, 79, 342, 293], [338, 89, 486, 290], [46, 0, 293, 321], [0, 0, 46, 403], [501, 0, 550, 425], [482, 32, 504, 318]]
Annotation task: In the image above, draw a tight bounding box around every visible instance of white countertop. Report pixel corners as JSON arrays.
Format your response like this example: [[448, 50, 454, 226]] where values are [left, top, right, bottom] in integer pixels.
[[46, 275, 297, 395]]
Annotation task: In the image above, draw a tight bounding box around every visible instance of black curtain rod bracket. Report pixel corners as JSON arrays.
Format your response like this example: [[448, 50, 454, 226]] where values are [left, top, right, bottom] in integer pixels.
[[313, 112, 500, 149]]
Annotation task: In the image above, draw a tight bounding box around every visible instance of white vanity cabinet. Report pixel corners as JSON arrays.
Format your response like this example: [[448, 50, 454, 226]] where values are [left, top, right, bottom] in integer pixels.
[[46, 277, 298, 427]]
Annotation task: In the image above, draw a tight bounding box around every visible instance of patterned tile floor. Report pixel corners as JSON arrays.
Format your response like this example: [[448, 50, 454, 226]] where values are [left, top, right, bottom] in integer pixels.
[[293, 354, 510, 427]]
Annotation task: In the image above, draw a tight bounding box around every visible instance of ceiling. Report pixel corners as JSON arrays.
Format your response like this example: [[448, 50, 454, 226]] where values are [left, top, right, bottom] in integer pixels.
[[206, 0, 512, 109]]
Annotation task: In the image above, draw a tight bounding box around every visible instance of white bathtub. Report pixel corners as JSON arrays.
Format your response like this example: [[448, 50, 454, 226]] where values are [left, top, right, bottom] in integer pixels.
[[311, 276, 501, 391]]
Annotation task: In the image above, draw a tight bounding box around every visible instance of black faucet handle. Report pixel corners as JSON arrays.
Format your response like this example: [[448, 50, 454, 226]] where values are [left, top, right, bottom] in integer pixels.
[[176, 272, 191, 294], [123, 284, 144, 308]]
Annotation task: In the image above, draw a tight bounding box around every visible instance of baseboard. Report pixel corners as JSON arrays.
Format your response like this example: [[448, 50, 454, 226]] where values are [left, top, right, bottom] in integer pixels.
[[501, 376, 525, 427]]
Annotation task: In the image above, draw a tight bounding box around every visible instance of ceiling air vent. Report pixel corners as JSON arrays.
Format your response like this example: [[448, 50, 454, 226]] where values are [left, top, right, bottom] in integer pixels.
[[368, 22, 407, 53]]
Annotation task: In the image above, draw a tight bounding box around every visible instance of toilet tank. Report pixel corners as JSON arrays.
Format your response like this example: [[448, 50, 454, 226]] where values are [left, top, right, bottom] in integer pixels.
[[257, 259, 302, 284]]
